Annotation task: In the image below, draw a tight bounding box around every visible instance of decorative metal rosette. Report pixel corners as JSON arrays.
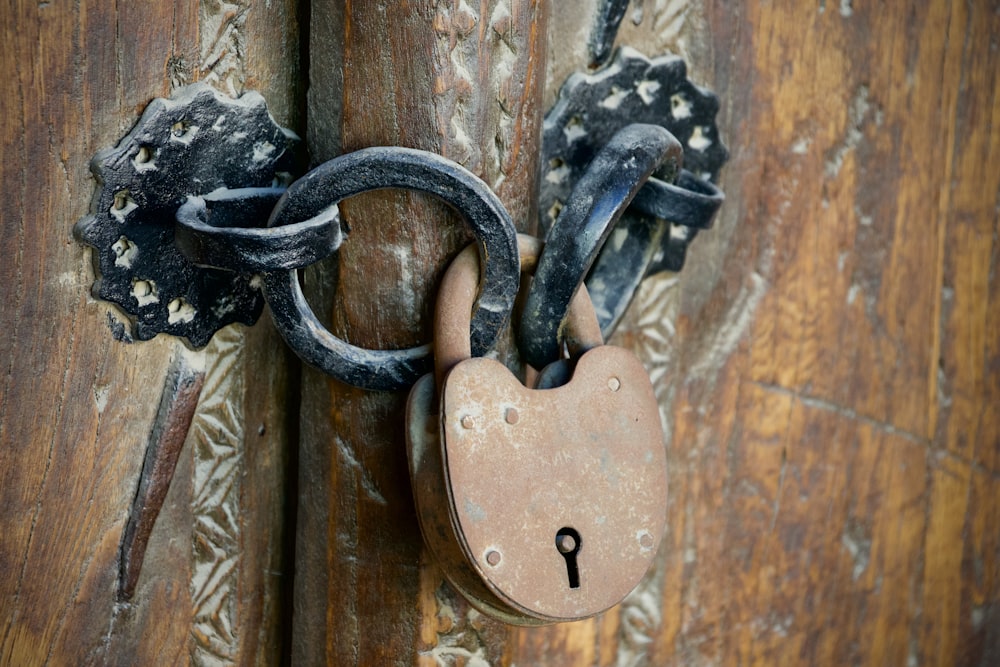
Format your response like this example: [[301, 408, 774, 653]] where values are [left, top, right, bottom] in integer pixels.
[[540, 47, 728, 274], [75, 83, 299, 347]]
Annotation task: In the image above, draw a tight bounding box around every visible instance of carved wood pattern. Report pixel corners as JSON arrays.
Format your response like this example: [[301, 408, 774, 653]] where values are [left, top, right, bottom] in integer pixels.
[[200, 0, 251, 97], [189, 327, 245, 665], [431, 0, 546, 226], [431, 0, 513, 186], [418, 561, 497, 667], [183, 3, 256, 661]]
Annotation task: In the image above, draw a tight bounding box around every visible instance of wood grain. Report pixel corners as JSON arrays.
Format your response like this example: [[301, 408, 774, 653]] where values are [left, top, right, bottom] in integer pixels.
[[504, 0, 1000, 665], [0, 1, 300, 664], [500, 1, 1000, 665], [0, 2, 186, 663], [2, 1, 997, 665], [295, 1, 548, 664]]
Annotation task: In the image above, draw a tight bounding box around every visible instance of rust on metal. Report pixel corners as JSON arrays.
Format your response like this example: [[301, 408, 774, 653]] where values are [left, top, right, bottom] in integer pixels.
[[440, 346, 666, 621], [409, 233, 668, 624], [406, 373, 549, 627]]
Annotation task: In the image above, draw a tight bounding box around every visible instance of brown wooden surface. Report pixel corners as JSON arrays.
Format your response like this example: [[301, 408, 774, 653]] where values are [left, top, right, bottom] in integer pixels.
[[297, 1, 999, 666], [1, 1, 997, 665], [0, 2, 300, 664], [295, 1, 549, 663], [506, 1, 1000, 665]]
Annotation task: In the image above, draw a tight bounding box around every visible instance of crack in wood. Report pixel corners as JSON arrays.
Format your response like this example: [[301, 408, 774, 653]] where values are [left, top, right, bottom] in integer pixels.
[[118, 352, 206, 601], [750, 380, 933, 446]]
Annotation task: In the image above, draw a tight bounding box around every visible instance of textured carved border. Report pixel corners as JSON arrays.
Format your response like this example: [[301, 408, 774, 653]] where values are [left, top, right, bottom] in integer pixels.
[[186, 4, 251, 663], [189, 326, 244, 665], [430, 0, 521, 193]]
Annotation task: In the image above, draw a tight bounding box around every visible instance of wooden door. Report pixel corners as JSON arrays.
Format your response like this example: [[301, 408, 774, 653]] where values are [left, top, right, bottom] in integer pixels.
[[0, 2, 303, 664], [1, 1, 998, 665]]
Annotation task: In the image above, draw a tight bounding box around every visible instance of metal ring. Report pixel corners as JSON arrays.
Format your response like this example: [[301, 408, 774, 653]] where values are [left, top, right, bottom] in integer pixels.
[[519, 124, 680, 369], [174, 187, 344, 272], [631, 169, 724, 228], [435, 234, 603, 386], [262, 147, 520, 391]]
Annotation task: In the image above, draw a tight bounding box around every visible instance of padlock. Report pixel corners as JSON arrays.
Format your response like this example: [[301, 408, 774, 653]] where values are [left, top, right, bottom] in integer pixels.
[[406, 234, 668, 625]]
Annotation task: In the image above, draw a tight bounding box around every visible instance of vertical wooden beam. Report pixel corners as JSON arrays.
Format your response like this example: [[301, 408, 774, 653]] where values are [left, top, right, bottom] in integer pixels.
[[642, 1, 1000, 665], [0, 2, 190, 662], [296, 1, 548, 663]]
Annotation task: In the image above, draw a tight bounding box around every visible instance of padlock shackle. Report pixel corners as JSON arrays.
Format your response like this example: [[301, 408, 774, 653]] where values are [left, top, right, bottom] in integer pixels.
[[435, 234, 603, 385]]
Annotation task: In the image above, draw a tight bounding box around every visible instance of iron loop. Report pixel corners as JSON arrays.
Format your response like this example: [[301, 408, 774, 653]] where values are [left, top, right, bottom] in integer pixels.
[[174, 187, 344, 272], [580, 167, 725, 338], [519, 124, 681, 369], [630, 169, 724, 228], [434, 234, 603, 388], [262, 146, 520, 391]]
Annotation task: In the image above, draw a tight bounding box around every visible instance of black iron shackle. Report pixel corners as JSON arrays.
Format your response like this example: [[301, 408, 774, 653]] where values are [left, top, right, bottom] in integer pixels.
[[519, 124, 681, 369]]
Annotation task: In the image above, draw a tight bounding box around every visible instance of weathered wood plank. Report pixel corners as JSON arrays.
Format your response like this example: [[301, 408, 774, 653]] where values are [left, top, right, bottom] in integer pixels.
[[0, 2, 186, 662], [3, 1, 996, 664], [507, 0, 999, 665], [0, 1, 300, 663], [297, 1, 548, 664], [639, 1, 1000, 665]]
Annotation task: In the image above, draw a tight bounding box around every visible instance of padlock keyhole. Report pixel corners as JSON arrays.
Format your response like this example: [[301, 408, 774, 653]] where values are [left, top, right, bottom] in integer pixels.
[[555, 527, 582, 589]]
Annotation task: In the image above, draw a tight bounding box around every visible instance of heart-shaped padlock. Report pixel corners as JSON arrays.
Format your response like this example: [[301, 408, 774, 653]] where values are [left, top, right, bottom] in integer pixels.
[[407, 234, 668, 625]]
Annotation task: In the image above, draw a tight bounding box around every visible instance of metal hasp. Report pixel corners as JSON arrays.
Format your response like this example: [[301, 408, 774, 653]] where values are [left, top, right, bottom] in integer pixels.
[[539, 47, 729, 337], [521, 124, 679, 368], [261, 147, 521, 391], [75, 84, 299, 348]]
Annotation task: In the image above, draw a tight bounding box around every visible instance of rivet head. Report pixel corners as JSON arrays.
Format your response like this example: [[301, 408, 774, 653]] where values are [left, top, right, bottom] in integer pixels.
[[608, 377, 621, 392], [504, 407, 519, 425], [639, 532, 654, 549], [486, 550, 501, 566], [460, 415, 476, 429]]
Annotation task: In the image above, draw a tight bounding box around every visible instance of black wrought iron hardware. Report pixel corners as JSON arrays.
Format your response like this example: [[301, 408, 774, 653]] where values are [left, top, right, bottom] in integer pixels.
[[260, 147, 520, 391], [76, 48, 727, 389], [538, 47, 727, 338], [590, 0, 631, 67], [520, 123, 682, 369], [74, 83, 299, 348], [174, 187, 341, 273], [74, 39, 729, 617]]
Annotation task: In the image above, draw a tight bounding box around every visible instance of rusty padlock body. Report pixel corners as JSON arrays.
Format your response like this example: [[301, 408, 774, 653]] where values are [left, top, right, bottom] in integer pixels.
[[407, 234, 668, 624]]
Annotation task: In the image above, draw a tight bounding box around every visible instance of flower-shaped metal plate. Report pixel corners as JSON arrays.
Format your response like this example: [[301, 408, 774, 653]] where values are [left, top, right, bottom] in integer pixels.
[[540, 47, 728, 274], [75, 83, 299, 348]]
